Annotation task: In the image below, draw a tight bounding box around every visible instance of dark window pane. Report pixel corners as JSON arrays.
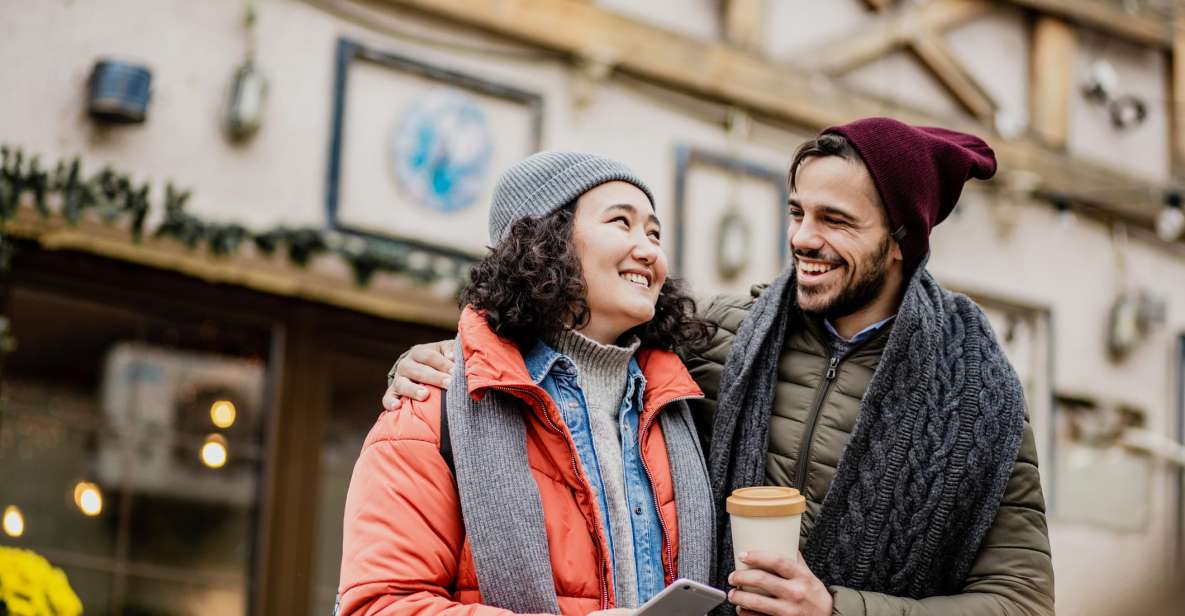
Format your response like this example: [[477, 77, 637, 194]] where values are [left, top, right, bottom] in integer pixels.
[[1, 284, 268, 615]]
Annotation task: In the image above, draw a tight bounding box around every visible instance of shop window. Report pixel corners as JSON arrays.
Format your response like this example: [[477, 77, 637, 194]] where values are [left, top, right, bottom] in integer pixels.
[[0, 283, 270, 615]]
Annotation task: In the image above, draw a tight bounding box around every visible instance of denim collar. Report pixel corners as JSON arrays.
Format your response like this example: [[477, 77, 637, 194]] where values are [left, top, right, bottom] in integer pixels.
[[522, 338, 644, 386]]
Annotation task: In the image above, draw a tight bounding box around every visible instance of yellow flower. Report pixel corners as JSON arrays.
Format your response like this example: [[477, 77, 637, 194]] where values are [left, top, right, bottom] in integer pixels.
[[0, 546, 83, 616]]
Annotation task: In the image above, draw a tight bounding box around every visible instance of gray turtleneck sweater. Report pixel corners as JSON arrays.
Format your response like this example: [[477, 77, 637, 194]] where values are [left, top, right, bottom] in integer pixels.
[[546, 328, 643, 607]]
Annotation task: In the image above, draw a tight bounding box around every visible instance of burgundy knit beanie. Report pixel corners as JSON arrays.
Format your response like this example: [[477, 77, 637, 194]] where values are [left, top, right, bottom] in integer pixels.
[[822, 117, 997, 266]]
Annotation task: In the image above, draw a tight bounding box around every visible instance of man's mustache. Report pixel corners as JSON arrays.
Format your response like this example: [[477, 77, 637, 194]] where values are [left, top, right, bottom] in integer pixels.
[[793, 249, 844, 267]]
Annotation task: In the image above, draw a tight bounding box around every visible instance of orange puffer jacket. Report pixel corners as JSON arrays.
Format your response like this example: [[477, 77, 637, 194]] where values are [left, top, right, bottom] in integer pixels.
[[337, 309, 704, 616]]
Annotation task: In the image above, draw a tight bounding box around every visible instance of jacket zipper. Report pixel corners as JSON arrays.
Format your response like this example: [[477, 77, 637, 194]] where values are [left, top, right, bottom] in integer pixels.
[[499, 385, 612, 610], [794, 354, 838, 492], [638, 393, 701, 585], [793, 330, 885, 493]]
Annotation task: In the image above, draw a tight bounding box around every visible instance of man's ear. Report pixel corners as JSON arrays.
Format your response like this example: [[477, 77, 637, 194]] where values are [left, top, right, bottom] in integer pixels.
[[890, 238, 904, 262]]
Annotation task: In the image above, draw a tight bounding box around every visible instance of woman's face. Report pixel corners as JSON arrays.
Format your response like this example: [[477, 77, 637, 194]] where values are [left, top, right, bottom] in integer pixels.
[[570, 181, 668, 345]]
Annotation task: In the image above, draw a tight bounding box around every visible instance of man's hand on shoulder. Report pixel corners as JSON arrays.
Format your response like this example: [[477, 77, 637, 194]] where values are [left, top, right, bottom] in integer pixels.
[[382, 340, 455, 411]]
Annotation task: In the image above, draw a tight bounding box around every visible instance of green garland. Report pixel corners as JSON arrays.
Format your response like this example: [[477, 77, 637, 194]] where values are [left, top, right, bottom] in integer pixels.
[[0, 145, 475, 288]]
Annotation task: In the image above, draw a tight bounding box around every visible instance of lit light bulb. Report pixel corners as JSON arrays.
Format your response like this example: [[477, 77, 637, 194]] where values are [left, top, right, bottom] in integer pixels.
[[74, 481, 103, 517], [210, 400, 237, 429], [3, 505, 24, 537], [200, 434, 229, 469]]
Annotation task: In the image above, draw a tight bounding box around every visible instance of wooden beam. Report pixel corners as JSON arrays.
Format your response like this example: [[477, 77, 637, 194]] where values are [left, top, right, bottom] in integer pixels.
[[377, 0, 1174, 225], [254, 308, 329, 616], [1030, 16, 1076, 149], [1173, 0, 1185, 173], [809, 0, 993, 74], [909, 31, 997, 120], [999, 0, 1170, 48], [0, 208, 461, 327], [723, 0, 766, 54]]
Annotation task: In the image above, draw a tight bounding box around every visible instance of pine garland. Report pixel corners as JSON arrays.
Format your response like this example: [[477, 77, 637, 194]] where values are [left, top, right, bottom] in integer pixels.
[[0, 145, 475, 288]]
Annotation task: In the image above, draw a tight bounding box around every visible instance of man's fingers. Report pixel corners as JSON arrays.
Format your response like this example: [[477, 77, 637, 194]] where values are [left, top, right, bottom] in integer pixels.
[[729, 567, 790, 597], [405, 361, 451, 390], [406, 342, 455, 379], [435, 339, 455, 360], [393, 375, 430, 401], [382, 384, 403, 411], [740, 550, 801, 580], [729, 587, 789, 616]]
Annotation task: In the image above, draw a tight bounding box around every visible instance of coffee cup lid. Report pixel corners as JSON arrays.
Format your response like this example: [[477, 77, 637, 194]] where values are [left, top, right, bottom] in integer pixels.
[[726, 486, 806, 517]]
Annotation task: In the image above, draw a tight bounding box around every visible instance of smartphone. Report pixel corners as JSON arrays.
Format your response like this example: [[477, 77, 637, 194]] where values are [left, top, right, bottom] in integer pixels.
[[634, 578, 726, 616]]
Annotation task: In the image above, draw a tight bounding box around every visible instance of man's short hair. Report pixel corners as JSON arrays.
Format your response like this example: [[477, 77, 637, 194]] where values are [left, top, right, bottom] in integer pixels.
[[787, 133, 863, 192]]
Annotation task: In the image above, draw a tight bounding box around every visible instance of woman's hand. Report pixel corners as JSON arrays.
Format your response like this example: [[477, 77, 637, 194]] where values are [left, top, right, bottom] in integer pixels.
[[382, 340, 455, 410]]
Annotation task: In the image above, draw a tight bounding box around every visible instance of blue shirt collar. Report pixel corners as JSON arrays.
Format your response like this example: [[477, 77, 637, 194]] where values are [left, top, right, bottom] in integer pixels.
[[521, 338, 645, 385], [522, 339, 567, 384], [824, 315, 895, 345]]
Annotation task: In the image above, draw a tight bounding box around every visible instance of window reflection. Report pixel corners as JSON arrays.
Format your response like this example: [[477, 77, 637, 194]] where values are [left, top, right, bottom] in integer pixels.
[[0, 285, 268, 615]]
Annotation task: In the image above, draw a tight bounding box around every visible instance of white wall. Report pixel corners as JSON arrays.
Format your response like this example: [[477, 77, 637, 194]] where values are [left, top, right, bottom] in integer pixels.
[[3, 0, 1183, 613], [932, 191, 1185, 615]]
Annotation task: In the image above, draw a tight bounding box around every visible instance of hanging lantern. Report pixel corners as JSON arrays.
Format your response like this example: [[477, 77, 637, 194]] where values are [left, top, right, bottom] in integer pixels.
[[715, 209, 751, 281], [222, 60, 267, 141]]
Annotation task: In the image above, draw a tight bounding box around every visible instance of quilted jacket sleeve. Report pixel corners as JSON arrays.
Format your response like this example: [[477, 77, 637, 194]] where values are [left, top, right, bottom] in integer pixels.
[[337, 395, 531, 616], [680, 293, 750, 450]]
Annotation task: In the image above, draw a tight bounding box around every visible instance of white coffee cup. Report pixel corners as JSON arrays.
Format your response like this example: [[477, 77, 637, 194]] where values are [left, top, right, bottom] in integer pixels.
[[727, 486, 807, 583]]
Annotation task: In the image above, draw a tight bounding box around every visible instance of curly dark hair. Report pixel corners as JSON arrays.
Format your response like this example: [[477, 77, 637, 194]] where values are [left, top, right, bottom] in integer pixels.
[[460, 205, 713, 352]]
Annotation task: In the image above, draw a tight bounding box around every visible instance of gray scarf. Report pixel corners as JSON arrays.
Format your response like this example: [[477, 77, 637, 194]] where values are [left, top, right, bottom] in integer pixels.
[[708, 262, 1026, 599], [448, 337, 715, 613]]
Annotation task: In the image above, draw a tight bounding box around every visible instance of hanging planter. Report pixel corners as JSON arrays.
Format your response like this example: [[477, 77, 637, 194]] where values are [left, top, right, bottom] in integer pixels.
[[87, 60, 152, 124]]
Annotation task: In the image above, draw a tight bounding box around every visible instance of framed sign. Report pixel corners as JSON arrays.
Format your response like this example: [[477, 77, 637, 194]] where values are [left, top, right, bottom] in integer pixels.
[[326, 38, 544, 260], [671, 146, 789, 296], [1176, 335, 1185, 558]]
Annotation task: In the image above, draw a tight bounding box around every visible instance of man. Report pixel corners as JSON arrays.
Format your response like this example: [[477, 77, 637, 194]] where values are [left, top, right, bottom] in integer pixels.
[[384, 117, 1055, 616]]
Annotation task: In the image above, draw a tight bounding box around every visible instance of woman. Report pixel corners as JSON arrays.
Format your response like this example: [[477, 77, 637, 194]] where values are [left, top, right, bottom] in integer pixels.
[[337, 152, 714, 616]]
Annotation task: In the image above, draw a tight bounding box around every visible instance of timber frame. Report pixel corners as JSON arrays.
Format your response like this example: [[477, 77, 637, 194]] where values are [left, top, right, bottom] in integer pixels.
[[377, 0, 1183, 230]]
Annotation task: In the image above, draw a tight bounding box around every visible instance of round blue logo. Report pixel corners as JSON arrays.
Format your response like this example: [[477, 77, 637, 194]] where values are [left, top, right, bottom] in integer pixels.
[[390, 91, 493, 214]]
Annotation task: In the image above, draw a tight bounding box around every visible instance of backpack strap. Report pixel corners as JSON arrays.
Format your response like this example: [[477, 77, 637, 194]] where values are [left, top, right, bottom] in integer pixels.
[[439, 388, 455, 475]]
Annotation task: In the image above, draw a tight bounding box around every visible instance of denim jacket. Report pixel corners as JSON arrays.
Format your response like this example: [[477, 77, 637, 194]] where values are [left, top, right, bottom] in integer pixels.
[[522, 339, 666, 603]]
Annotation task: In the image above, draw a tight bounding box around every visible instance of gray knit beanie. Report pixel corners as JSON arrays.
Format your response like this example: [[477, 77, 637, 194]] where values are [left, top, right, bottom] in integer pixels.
[[488, 151, 655, 244]]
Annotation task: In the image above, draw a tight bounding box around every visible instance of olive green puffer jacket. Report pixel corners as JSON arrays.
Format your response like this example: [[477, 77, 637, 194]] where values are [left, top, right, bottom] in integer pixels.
[[683, 288, 1055, 616]]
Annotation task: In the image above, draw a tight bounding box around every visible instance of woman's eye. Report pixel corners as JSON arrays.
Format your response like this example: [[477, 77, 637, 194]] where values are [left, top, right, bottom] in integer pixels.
[[610, 216, 630, 227], [648, 230, 662, 241]]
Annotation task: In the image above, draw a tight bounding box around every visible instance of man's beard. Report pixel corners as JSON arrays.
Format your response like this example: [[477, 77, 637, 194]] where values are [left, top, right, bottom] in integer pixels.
[[796, 235, 891, 320]]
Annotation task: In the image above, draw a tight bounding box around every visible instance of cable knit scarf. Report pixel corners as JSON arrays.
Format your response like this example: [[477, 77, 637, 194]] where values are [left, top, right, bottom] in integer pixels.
[[448, 338, 715, 613], [708, 263, 1026, 599]]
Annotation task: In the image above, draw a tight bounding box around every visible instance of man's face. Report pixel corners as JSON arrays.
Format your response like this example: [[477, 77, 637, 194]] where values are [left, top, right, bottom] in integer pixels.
[[788, 155, 903, 319]]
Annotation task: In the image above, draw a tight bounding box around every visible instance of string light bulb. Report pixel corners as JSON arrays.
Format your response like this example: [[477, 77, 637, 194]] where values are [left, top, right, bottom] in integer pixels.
[[3, 505, 25, 537], [210, 400, 237, 429], [74, 481, 104, 517], [200, 434, 229, 469]]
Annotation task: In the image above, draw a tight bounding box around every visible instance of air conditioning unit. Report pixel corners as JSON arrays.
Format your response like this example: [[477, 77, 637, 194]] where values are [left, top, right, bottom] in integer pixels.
[[97, 342, 265, 507]]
